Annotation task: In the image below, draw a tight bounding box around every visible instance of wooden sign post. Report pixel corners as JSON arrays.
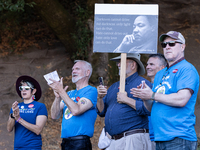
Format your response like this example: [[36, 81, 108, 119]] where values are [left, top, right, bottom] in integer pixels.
[[119, 53, 127, 93]]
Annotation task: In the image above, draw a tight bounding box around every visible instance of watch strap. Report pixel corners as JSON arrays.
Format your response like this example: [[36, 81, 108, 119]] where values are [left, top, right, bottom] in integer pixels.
[[151, 92, 155, 100], [10, 113, 15, 119]]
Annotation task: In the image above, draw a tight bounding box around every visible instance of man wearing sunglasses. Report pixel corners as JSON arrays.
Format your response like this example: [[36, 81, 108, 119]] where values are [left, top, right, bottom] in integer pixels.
[[131, 31, 199, 150]]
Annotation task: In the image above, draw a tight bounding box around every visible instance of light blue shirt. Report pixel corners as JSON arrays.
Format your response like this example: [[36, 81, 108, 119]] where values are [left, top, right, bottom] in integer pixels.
[[61, 85, 97, 138], [152, 59, 199, 141]]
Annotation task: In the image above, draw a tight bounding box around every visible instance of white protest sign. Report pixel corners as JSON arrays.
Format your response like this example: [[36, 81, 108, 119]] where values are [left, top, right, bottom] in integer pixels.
[[44, 70, 60, 84]]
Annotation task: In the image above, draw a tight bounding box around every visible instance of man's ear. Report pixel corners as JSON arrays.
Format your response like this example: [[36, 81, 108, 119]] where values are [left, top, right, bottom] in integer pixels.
[[32, 89, 37, 95], [86, 70, 90, 77], [131, 61, 135, 69], [130, 61, 137, 71], [181, 44, 186, 52]]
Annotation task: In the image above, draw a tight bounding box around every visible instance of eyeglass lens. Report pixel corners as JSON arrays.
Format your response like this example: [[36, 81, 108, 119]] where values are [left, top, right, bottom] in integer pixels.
[[161, 41, 180, 48], [19, 86, 31, 91]]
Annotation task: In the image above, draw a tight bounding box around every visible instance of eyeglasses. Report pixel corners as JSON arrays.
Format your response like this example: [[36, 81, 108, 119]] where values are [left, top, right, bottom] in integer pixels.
[[19, 86, 33, 91], [161, 41, 182, 48]]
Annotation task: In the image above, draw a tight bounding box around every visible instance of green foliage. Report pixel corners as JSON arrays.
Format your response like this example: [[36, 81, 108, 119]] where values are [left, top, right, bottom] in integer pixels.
[[58, 0, 93, 60], [0, 0, 35, 12], [0, 3, 57, 57], [0, 0, 93, 60], [71, 5, 93, 60]]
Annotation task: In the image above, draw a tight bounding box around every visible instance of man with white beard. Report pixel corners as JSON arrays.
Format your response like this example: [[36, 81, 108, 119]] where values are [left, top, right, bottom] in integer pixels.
[[49, 60, 97, 150], [97, 53, 152, 150]]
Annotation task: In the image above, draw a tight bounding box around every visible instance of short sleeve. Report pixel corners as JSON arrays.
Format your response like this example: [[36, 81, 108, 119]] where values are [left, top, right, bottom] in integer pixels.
[[177, 67, 198, 92], [37, 103, 48, 118]]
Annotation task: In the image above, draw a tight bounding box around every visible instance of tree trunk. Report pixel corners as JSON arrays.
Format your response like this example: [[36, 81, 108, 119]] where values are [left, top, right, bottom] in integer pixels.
[[25, 0, 76, 55], [87, 0, 109, 84]]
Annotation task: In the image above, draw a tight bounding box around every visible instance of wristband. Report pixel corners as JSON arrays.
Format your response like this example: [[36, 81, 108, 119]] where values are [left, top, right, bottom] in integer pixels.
[[151, 92, 155, 100], [10, 113, 15, 119], [17, 117, 21, 122]]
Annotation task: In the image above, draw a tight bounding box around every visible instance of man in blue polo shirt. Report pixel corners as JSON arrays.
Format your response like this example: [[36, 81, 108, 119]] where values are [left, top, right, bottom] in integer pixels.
[[97, 53, 152, 150], [131, 31, 199, 150]]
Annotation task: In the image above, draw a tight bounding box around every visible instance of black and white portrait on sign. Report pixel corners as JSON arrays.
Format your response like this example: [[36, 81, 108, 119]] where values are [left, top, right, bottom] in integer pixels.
[[93, 4, 158, 54], [113, 15, 158, 53]]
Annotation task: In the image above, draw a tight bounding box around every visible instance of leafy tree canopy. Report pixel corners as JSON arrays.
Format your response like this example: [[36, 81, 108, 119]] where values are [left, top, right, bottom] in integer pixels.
[[0, 0, 35, 12]]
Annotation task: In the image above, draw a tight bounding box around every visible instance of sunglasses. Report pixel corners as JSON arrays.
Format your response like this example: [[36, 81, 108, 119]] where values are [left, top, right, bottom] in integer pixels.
[[161, 41, 182, 48], [19, 86, 33, 91]]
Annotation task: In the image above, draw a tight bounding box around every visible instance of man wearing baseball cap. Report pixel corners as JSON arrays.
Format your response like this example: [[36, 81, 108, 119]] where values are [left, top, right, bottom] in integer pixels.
[[97, 53, 152, 150], [131, 31, 199, 150]]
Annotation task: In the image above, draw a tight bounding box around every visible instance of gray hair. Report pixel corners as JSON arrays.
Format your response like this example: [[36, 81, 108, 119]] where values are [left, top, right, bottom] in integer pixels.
[[74, 60, 93, 79], [149, 53, 167, 67], [20, 80, 34, 91]]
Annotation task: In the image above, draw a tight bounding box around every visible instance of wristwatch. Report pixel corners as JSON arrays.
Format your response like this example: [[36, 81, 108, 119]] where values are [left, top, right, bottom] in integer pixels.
[[10, 113, 15, 119], [151, 92, 156, 100]]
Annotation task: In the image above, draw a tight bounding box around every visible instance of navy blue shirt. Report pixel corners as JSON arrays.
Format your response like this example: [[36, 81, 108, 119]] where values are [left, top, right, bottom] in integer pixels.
[[98, 72, 152, 136]]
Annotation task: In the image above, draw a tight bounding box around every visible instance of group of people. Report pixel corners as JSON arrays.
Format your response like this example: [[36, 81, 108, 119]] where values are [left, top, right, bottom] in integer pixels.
[[7, 30, 199, 150]]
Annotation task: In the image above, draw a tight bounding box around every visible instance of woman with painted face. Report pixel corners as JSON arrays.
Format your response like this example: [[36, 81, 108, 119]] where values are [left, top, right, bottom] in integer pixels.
[[7, 75, 48, 150]]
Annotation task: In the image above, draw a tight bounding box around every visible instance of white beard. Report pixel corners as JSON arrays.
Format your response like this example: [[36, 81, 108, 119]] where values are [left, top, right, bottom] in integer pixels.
[[72, 74, 86, 83], [118, 65, 132, 76]]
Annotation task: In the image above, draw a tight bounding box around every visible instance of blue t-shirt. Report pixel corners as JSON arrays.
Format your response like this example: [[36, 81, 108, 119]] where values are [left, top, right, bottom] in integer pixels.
[[148, 116, 154, 141], [98, 72, 152, 136], [148, 83, 155, 141], [10, 101, 48, 149], [151, 59, 199, 141], [61, 85, 97, 138]]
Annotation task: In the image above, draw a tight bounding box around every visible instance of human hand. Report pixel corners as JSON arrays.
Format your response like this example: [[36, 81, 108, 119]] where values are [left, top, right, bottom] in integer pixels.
[[53, 90, 60, 98], [12, 101, 20, 120], [53, 85, 68, 101], [130, 83, 153, 100], [136, 80, 145, 89], [117, 92, 127, 103], [97, 85, 107, 98], [49, 77, 64, 93]]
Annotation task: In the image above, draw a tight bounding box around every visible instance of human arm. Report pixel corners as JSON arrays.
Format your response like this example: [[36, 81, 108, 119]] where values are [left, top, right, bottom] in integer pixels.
[[7, 101, 19, 132], [131, 82, 192, 107], [8, 101, 48, 135], [117, 92, 136, 109], [117, 91, 151, 114], [7, 114, 16, 132], [51, 96, 64, 119], [17, 115, 47, 135], [49, 78, 94, 116], [153, 89, 191, 107], [59, 88, 93, 116], [96, 85, 107, 113], [50, 78, 66, 119]]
